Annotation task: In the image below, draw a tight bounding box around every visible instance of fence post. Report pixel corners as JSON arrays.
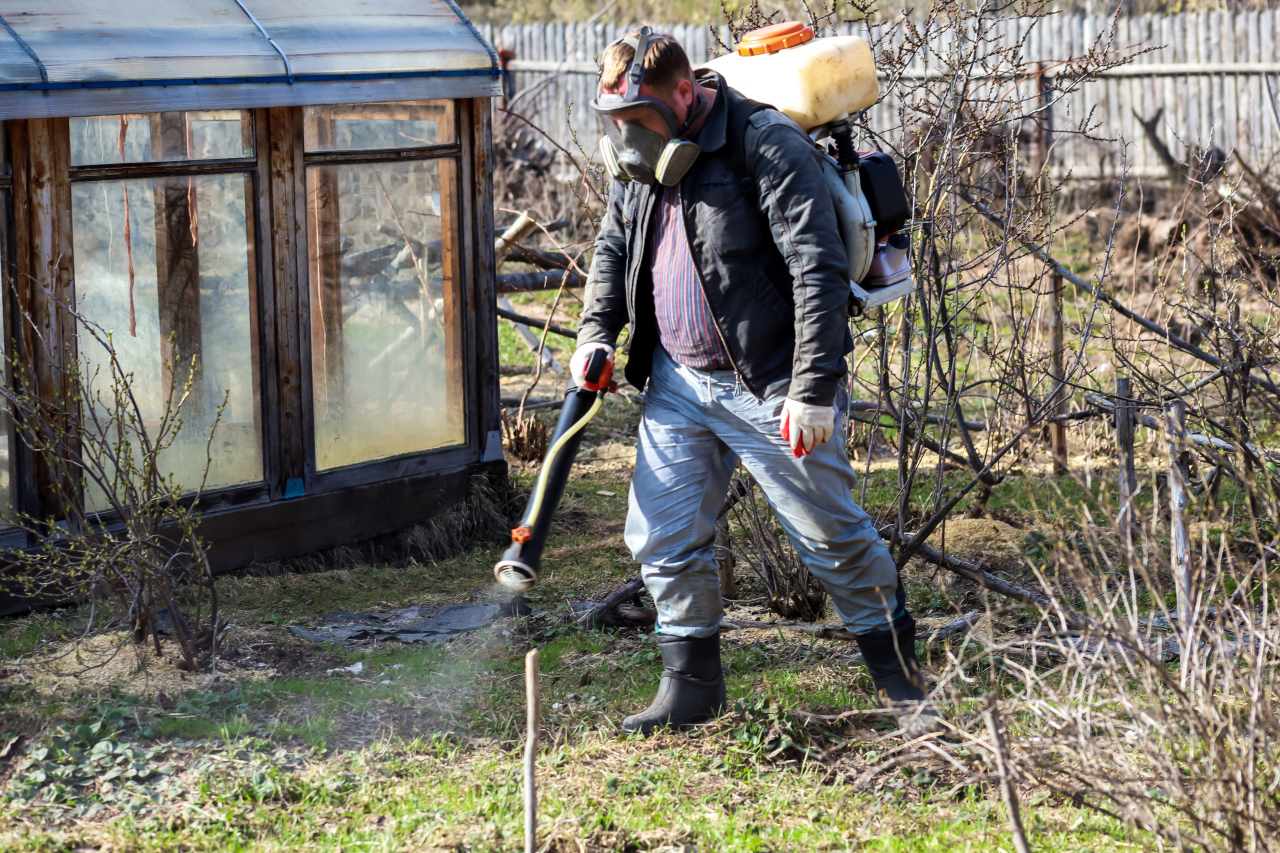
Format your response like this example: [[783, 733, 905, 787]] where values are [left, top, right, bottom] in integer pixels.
[[1037, 62, 1054, 177], [1165, 400, 1194, 685], [1049, 272, 1068, 473], [1115, 377, 1137, 552]]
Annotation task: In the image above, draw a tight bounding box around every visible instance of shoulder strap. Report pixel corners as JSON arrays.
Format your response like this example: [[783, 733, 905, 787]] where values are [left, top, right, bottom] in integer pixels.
[[725, 96, 773, 201]]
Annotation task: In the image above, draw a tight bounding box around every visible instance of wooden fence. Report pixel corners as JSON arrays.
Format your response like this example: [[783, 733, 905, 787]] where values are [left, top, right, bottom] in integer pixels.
[[479, 11, 1280, 180]]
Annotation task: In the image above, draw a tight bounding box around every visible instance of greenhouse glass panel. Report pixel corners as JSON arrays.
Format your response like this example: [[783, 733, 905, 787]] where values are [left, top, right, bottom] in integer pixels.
[[71, 173, 263, 509], [303, 101, 455, 152], [306, 157, 463, 470], [70, 111, 254, 167]]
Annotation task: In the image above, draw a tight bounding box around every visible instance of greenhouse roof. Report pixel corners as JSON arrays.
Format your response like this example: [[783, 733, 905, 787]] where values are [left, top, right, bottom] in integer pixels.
[[0, 1, 500, 118]]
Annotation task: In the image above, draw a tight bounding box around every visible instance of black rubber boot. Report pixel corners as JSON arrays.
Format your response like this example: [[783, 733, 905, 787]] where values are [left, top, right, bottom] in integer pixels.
[[622, 633, 727, 735], [855, 615, 943, 737]]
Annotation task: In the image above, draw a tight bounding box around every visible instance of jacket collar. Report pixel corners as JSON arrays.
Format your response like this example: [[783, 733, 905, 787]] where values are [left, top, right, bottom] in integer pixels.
[[692, 69, 730, 154]]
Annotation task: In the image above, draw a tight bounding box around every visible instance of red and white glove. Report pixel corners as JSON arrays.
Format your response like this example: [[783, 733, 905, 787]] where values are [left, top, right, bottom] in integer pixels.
[[780, 399, 835, 458], [570, 343, 615, 388]]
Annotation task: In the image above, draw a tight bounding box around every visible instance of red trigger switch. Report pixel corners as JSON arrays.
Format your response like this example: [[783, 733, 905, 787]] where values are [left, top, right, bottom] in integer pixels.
[[582, 349, 616, 393]]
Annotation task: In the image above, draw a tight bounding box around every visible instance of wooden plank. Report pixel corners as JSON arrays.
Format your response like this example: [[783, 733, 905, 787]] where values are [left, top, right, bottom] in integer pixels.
[[1198, 12, 1211, 152], [151, 112, 205, 411], [1161, 14, 1176, 171], [1244, 13, 1260, 159], [7, 120, 40, 529], [0, 458, 506, 614], [1266, 11, 1276, 161], [441, 149, 466, 448], [1114, 15, 1129, 175], [1138, 15, 1152, 172], [468, 97, 504, 462], [265, 106, 308, 490], [23, 118, 76, 521], [1262, 11, 1275, 162], [304, 109, 345, 413], [1213, 11, 1228, 153], [197, 460, 503, 575], [252, 108, 285, 501]]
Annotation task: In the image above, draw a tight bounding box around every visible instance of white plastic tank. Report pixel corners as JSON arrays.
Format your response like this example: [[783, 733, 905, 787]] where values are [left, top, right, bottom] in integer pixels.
[[701, 22, 878, 132]]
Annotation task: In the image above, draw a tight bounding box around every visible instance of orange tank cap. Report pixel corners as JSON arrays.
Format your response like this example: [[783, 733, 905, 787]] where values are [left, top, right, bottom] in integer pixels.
[[511, 526, 533, 544], [736, 21, 815, 57]]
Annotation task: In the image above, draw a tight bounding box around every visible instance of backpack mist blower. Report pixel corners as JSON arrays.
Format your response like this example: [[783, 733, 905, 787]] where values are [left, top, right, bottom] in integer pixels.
[[494, 347, 616, 592]]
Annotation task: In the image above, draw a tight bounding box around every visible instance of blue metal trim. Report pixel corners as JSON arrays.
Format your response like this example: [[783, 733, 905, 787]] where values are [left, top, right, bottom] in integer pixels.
[[0, 13, 46, 84], [0, 67, 498, 94]]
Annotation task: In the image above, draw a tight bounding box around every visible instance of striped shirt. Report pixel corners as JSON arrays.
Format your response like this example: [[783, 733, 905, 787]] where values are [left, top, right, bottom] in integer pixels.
[[651, 184, 733, 370]]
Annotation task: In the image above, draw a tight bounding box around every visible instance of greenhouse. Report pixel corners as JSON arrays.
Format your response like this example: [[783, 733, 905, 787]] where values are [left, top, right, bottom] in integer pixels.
[[0, 1, 505, 588]]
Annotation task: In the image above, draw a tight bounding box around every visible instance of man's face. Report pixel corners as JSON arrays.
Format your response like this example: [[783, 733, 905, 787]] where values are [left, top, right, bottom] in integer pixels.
[[603, 77, 695, 138]]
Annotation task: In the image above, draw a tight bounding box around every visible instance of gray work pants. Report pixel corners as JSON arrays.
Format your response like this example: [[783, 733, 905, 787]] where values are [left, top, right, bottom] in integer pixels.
[[624, 346, 904, 638]]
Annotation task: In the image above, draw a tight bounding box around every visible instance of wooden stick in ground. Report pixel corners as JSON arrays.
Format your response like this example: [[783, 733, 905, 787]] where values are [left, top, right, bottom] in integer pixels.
[[1115, 377, 1138, 555], [984, 698, 1032, 853], [524, 648, 539, 853], [1165, 401, 1195, 687], [1049, 271, 1068, 473]]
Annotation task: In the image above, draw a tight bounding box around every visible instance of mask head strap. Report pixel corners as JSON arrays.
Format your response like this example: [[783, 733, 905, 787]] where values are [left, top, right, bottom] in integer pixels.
[[677, 90, 706, 137], [621, 27, 656, 103]]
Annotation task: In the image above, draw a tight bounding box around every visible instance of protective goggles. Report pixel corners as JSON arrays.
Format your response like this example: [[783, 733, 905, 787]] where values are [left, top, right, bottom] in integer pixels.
[[590, 27, 704, 186]]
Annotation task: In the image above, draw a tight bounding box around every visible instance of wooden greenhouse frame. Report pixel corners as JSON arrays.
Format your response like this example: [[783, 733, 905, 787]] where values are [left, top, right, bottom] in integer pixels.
[[0, 2, 506, 605]]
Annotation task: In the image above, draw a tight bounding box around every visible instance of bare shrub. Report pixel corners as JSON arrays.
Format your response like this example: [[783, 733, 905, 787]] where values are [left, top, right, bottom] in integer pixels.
[[502, 409, 550, 462], [2, 284, 223, 672], [926, 473, 1280, 852], [723, 473, 826, 621], [489, 9, 1280, 843]]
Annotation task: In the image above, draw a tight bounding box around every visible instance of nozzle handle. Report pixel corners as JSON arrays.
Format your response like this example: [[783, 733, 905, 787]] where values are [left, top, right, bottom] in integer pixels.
[[581, 347, 615, 393]]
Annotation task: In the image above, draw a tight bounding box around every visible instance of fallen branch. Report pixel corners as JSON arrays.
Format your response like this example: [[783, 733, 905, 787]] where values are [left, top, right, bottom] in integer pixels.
[[793, 707, 897, 723], [576, 575, 645, 627], [498, 295, 563, 373], [1086, 393, 1280, 464], [720, 610, 982, 646], [507, 244, 577, 272], [498, 269, 586, 293], [497, 217, 569, 234], [496, 212, 539, 265], [878, 522, 1091, 627], [721, 618, 859, 641], [494, 306, 578, 340], [500, 397, 564, 411]]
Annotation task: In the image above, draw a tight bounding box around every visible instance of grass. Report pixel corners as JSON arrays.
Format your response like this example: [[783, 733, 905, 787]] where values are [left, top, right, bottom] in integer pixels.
[[0, 374, 1252, 850], [0, 610, 1147, 852]]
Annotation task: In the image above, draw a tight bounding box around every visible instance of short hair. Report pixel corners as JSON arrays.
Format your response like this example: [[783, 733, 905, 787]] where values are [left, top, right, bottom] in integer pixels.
[[600, 30, 693, 94]]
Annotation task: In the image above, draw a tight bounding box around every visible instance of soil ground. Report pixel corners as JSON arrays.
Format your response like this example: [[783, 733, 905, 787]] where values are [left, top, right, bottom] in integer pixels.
[[0, 408, 1177, 853], [0, 314, 1242, 852]]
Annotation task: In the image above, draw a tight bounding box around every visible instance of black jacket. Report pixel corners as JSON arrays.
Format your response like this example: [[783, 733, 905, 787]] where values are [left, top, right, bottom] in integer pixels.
[[578, 71, 854, 406]]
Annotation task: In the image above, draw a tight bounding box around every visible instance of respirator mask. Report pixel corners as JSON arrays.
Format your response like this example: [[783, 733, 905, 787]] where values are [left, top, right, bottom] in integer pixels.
[[591, 27, 706, 186]]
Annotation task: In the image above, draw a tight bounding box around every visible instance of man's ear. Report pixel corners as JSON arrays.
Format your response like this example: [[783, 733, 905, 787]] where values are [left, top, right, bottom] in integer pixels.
[[672, 78, 694, 113]]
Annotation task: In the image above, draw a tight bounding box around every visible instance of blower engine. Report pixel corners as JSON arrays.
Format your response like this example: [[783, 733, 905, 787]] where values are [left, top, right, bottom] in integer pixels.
[[494, 348, 615, 592], [495, 23, 915, 592]]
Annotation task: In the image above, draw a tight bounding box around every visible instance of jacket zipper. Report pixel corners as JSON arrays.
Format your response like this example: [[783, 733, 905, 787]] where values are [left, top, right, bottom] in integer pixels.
[[679, 186, 763, 401]]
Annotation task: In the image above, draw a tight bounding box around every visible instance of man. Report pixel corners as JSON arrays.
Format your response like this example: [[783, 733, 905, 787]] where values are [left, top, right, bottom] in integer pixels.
[[575, 28, 938, 736]]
